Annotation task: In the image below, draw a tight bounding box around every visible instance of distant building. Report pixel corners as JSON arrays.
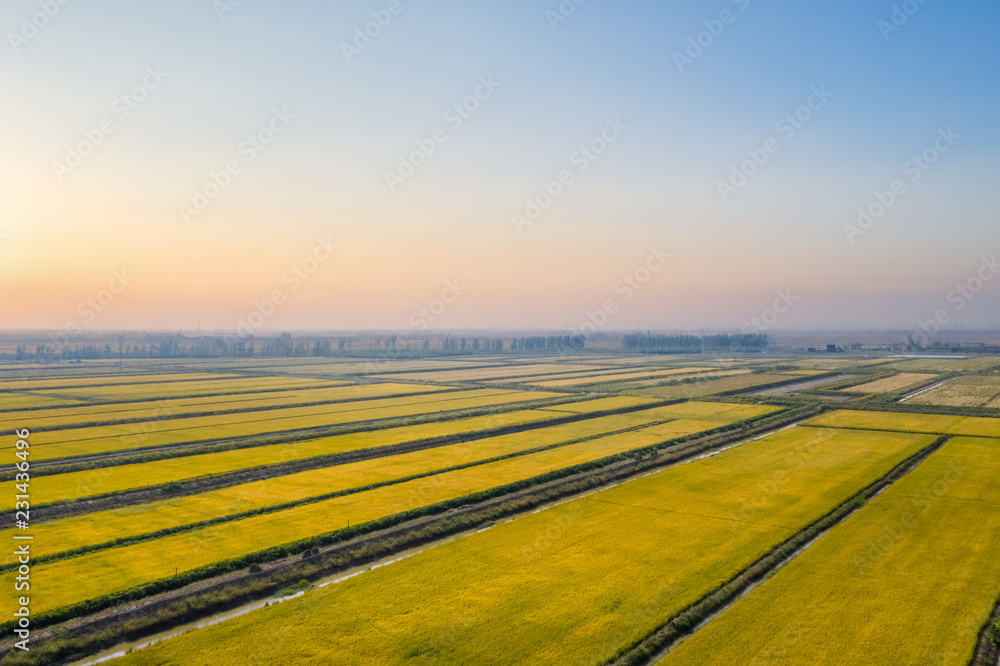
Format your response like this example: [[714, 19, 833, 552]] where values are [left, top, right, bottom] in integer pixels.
[[826, 344, 840, 353]]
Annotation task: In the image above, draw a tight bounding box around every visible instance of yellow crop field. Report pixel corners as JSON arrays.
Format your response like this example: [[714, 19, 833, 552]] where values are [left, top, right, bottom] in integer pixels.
[[534, 395, 659, 413], [115, 427, 935, 666], [532, 367, 714, 387], [0, 372, 235, 391], [805, 410, 1000, 438], [844, 373, 938, 394], [0, 383, 443, 429], [23, 417, 752, 615], [2, 396, 633, 504], [636, 373, 793, 398], [661, 436, 1000, 666], [378, 364, 603, 383], [21, 389, 566, 461], [10, 409, 691, 558], [907, 375, 1000, 407], [0, 393, 83, 410], [887, 356, 1000, 372], [39, 376, 337, 400]]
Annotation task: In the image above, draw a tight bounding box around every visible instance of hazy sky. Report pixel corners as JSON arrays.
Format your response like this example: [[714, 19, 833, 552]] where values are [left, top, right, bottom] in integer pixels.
[[1, 0, 998, 334]]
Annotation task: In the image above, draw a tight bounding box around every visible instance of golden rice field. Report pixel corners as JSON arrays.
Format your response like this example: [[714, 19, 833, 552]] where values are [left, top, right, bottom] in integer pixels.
[[0, 372, 236, 391], [844, 372, 939, 394], [635, 372, 793, 398], [115, 426, 934, 666], [6, 407, 706, 558], [38, 376, 339, 401], [21, 389, 566, 461], [0, 393, 83, 410], [0, 382, 445, 429], [22, 416, 772, 615], [378, 364, 603, 383], [6, 396, 651, 505], [805, 409, 1000, 438], [906, 375, 1000, 407], [660, 436, 1000, 666], [887, 356, 1000, 373], [530, 367, 714, 387]]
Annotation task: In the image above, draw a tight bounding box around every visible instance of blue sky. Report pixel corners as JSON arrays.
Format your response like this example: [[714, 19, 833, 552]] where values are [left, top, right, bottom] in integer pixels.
[[1, 0, 998, 332]]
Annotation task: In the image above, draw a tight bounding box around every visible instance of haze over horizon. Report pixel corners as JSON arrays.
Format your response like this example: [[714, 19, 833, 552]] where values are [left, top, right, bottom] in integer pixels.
[[2, 1, 998, 334]]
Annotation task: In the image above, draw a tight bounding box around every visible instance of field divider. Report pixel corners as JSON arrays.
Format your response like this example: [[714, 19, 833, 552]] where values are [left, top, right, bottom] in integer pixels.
[[602, 433, 953, 666], [971, 587, 1000, 665], [26, 399, 681, 520], [0, 406, 808, 656], [1, 420, 678, 569]]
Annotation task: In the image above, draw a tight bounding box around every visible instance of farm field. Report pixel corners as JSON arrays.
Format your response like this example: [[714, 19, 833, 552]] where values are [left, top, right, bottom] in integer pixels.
[[377, 364, 606, 383], [0, 383, 448, 429], [19, 389, 567, 461], [0, 372, 236, 391], [21, 414, 784, 616], [843, 372, 938, 394], [806, 409, 1000, 438], [660, 436, 1000, 665], [907, 375, 1000, 407], [114, 426, 935, 665], [0, 394, 83, 410], [530, 367, 714, 387], [6, 396, 657, 505], [634, 372, 795, 398], [886, 356, 1000, 373], [36, 376, 341, 401], [10, 404, 766, 559]]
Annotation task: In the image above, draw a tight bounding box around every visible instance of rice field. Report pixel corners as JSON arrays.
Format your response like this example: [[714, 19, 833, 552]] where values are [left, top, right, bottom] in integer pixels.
[[805, 410, 1000, 438], [530, 367, 714, 388], [0, 372, 236, 391], [0, 383, 446, 429], [887, 356, 1000, 373], [843, 373, 939, 394], [660, 436, 1000, 665], [38, 376, 340, 401], [19, 389, 567, 461], [0, 393, 83, 410], [23, 416, 772, 616], [378, 364, 603, 383], [6, 396, 653, 505], [906, 375, 1000, 407], [114, 426, 934, 665], [635, 373, 795, 398]]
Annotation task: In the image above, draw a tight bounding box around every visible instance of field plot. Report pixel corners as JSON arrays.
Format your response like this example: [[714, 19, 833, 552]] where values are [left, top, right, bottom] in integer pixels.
[[0, 393, 83, 410], [18, 389, 566, 461], [907, 375, 1000, 407], [37, 376, 342, 401], [530, 367, 714, 388], [0, 372, 235, 391], [661, 436, 1000, 666], [7, 397, 654, 504], [115, 426, 934, 666], [0, 383, 445, 429], [841, 373, 938, 394], [887, 356, 1000, 373], [12, 406, 731, 558], [806, 410, 1000, 438], [635, 373, 795, 398], [22, 414, 785, 616], [378, 364, 604, 383]]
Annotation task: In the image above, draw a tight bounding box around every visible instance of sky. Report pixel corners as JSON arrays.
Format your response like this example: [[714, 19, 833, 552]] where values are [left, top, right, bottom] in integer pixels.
[[1, 0, 998, 335]]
